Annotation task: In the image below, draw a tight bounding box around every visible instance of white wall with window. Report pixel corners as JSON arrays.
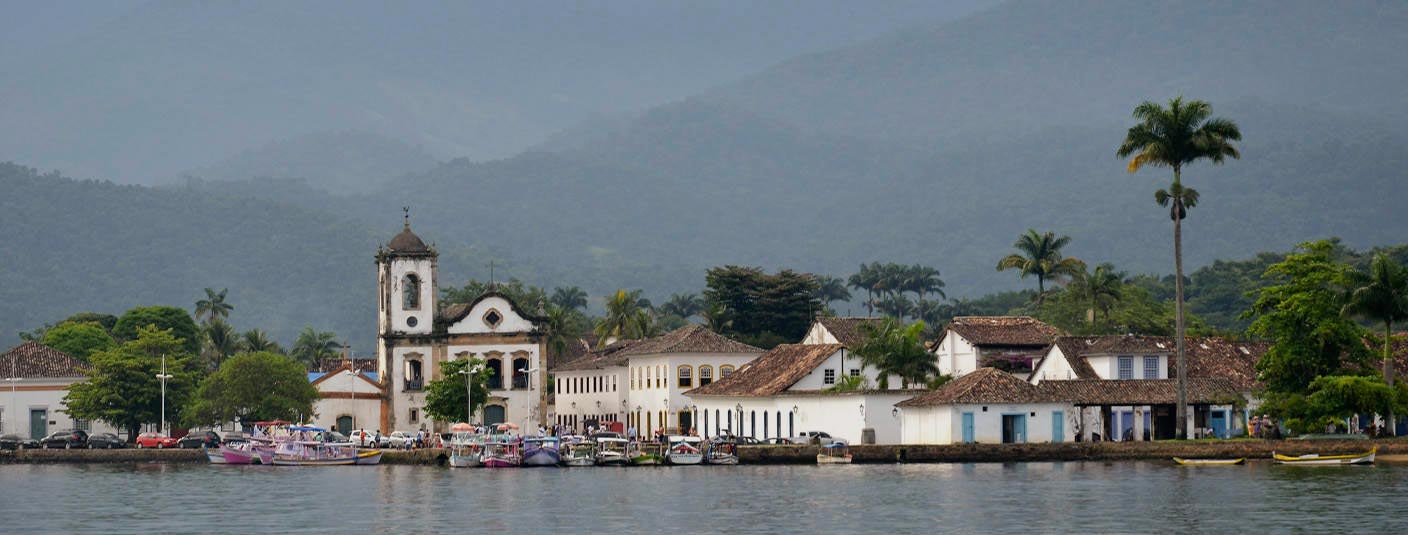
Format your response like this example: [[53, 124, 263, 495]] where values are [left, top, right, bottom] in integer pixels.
[[691, 393, 914, 444], [900, 402, 1072, 445]]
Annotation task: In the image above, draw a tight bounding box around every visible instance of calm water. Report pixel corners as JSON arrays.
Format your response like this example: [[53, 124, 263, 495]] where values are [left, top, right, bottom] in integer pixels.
[[2, 461, 1405, 533]]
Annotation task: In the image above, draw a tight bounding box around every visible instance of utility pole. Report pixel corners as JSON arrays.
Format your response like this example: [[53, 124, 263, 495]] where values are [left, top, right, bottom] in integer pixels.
[[156, 354, 173, 436]]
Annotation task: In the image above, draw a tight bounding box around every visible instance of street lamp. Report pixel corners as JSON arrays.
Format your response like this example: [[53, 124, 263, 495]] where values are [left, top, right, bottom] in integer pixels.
[[519, 366, 541, 430], [156, 354, 173, 436], [342, 369, 358, 432], [458, 364, 481, 426]]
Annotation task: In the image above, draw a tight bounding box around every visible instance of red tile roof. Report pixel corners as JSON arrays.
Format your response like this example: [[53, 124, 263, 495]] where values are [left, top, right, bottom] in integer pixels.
[[815, 317, 885, 348], [616, 324, 762, 356], [687, 344, 845, 397], [946, 316, 1064, 347], [550, 339, 642, 372], [898, 367, 1247, 407], [1038, 335, 1267, 389], [0, 341, 89, 379], [897, 368, 1047, 406]]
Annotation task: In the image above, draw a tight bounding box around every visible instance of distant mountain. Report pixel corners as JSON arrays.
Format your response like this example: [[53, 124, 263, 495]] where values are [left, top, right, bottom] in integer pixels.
[[181, 131, 439, 192], [0, 0, 993, 184]]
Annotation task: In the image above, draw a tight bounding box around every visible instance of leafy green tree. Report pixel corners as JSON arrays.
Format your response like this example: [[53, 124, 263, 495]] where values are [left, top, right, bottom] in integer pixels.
[[704, 266, 820, 349], [112, 306, 201, 354], [854, 318, 940, 389], [442, 278, 547, 308], [239, 329, 284, 354], [289, 327, 341, 369], [423, 357, 492, 424], [550, 286, 589, 311], [194, 287, 233, 323], [995, 229, 1086, 300], [62, 313, 118, 333], [64, 326, 201, 441], [1246, 241, 1371, 393], [40, 321, 116, 362], [1068, 262, 1125, 326], [875, 294, 914, 320], [1265, 376, 1407, 434], [594, 289, 653, 346], [1342, 253, 1408, 434], [201, 317, 239, 371], [544, 304, 588, 362], [1118, 96, 1241, 439], [184, 351, 318, 427]]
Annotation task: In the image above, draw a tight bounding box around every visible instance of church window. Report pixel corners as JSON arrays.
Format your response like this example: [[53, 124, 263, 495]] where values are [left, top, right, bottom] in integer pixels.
[[402, 274, 420, 310], [409, 409, 419, 423], [512, 357, 530, 389], [486, 359, 503, 389], [484, 309, 503, 328], [699, 366, 713, 386]]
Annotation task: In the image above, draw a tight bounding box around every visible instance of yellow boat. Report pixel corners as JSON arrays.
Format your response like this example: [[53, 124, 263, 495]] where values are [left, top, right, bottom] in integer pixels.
[[1272, 446, 1377, 465], [1172, 457, 1245, 466]]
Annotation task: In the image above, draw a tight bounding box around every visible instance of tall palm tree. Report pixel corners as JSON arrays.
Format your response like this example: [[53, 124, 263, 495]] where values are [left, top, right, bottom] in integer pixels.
[[660, 293, 704, 319], [544, 304, 583, 364], [902, 265, 946, 302], [1118, 96, 1241, 439], [239, 329, 283, 354], [290, 326, 340, 369], [550, 286, 589, 311], [194, 287, 233, 323], [854, 318, 937, 389], [201, 317, 238, 370], [1070, 263, 1126, 325], [1343, 253, 1408, 436], [594, 289, 650, 347], [812, 275, 852, 308], [848, 263, 882, 316], [995, 229, 1086, 300]]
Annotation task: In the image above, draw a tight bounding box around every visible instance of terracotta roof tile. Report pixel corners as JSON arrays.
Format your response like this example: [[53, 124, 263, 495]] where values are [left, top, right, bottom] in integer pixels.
[[550, 339, 642, 372], [947, 316, 1064, 347], [1035, 378, 1246, 406], [896, 368, 1046, 406], [1040, 335, 1267, 389], [0, 341, 89, 379], [687, 344, 844, 397], [816, 317, 885, 348], [616, 325, 762, 356]]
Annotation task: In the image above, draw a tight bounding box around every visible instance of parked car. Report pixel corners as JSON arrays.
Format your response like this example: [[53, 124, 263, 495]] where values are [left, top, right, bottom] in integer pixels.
[[788, 431, 845, 445], [387, 431, 417, 448], [349, 429, 383, 448], [135, 432, 178, 449], [87, 432, 125, 449], [0, 434, 40, 450], [716, 434, 762, 445], [177, 430, 221, 449], [40, 429, 89, 449], [326, 431, 349, 443], [763, 438, 793, 445]]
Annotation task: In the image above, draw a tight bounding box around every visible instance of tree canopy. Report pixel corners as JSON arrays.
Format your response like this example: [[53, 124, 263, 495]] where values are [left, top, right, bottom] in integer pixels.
[[64, 326, 201, 440], [184, 351, 318, 427], [112, 306, 201, 355], [40, 321, 115, 362], [704, 266, 820, 349], [853, 318, 942, 389], [423, 357, 493, 424]]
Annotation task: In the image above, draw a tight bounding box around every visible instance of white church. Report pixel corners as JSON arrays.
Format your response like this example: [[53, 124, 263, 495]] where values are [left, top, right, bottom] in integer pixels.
[[372, 215, 548, 434]]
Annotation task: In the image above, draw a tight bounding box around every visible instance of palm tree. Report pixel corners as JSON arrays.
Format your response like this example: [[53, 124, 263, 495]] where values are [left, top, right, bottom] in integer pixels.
[[812, 275, 852, 308], [239, 329, 283, 354], [854, 318, 937, 389], [660, 293, 704, 319], [594, 289, 650, 346], [290, 326, 340, 369], [1118, 96, 1241, 439], [848, 263, 882, 316], [876, 294, 915, 321], [1343, 253, 1408, 436], [995, 229, 1086, 300], [194, 287, 233, 323], [544, 304, 583, 363], [1070, 263, 1126, 325], [201, 317, 238, 370], [901, 264, 946, 302], [550, 286, 589, 311]]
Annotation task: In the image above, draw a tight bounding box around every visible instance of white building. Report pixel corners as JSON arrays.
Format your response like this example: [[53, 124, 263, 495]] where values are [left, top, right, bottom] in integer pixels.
[[0, 341, 122, 439], [308, 361, 383, 435], [375, 217, 549, 434], [931, 316, 1063, 378], [552, 324, 763, 437], [898, 368, 1071, 444], [688, 343, 922, 444]]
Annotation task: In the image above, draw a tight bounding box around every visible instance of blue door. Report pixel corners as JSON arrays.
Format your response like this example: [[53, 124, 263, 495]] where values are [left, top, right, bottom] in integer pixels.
[[1052, 411, 1064, 443], [1002, 414, 1027, 443], [961, 412, 975, 443], [1210, 410, 1227, 439]]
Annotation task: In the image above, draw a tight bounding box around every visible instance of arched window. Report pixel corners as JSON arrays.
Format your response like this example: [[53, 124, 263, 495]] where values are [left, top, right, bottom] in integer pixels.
[[715, 409, 721, 436], [485, 358, 503, 389], [631, 367, 637, 390], [720, 365, 735, 378], [750, 411, 756, 437], [402, 273, 421, 310], [657, 365, 664, 388], [404, 357, 424, 391], [512, 357, 530, 389], [677, 365, 693, 388], [699, 366, 713, 386]]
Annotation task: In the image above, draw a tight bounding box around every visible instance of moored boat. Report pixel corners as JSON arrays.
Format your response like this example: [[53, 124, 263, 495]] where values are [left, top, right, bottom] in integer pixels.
[[560, 437, 596, 466], [817, 442, 852, 464], [594, 437, 630, 466], [1172, 457, 1245, 466], [522, 436, 561, 467], [628, 442, 664, 465], [705, 437, 739, 465], [664, 435, 704, 465], [1273, 447, 1376, 465], [481, 438, 522, 468], [269, 425, 370, 466]]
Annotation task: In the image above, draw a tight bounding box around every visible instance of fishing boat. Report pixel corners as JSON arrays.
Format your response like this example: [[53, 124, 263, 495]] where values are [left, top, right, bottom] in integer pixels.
[[705, 437, 739, 465], [447, 423, 482, 468], [1273, 447, 1376, 465], [594, 437, 630, 466], [353, 449, 383, 465], [628, 441, 664, 465], [522, 436, 562, 467], [268, 425, 382, 466], [481, 438, 522, 467], [560, 437, 596, 467], [664, 435, 704, 465], [817, 442, 852, 464], [1172, 457, 1245, 466]]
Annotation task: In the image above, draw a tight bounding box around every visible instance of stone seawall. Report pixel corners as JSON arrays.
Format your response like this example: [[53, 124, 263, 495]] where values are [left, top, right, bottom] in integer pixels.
[[2, 440, 1401, 465]]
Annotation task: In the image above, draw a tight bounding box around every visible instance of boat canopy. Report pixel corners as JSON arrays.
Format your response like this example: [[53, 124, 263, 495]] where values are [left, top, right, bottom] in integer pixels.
[[290, 426, 326, 432]]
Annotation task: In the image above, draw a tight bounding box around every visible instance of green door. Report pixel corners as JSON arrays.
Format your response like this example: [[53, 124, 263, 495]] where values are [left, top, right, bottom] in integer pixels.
[[30, 409, 47, 439]]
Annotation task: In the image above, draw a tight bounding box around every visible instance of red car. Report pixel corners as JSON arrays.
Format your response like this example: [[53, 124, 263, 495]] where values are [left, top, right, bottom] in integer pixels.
[[135, 432, 178, 449]]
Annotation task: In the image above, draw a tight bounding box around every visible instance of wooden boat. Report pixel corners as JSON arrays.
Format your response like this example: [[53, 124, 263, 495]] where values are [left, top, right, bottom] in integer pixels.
[[353, 449, 383, 465], [628, 442, 664, 465], [664, 435, 704, 465], [522, 436, 561, 467], [817, 442, 852, 464], [560, 437, 596, 467], [271, 441, 362, 466], [481, 437, 522, 468], [705, 437, 739, 465], [448, 431, 483, 468], [1172, 457, 1245, 466], [1273, 447, 1376, 465], [594, 437, 630, 466]]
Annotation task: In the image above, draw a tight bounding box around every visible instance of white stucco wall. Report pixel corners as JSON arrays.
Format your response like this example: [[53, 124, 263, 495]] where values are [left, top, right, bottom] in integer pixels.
[[311, 373, 383, 434], [553, 367, 628, 427], [692, 393, 909, 444], [801, 323, 838, 345], [1029, 345, 1076, 384], [934, 332, 979, 377], [383, 257, 436, 336], [624, 352, 761, 435], [902, 403, 1073, 444], [0, 379, 123, 439], [447, 295, 536, 335]]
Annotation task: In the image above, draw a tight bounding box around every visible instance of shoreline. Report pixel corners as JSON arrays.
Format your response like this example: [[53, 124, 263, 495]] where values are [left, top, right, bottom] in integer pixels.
[[2, 439, 1403, 465]]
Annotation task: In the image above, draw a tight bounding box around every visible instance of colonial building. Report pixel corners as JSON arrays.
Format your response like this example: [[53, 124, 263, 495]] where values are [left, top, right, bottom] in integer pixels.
[[375, 217, 548, 434], [931, 316, 1064, 378], [898, 368, 1071, 444], [308, 360, 382, 435], [0, 341, 122, 439]]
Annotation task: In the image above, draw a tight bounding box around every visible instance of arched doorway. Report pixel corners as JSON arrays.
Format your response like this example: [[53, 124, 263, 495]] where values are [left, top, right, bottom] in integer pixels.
[[336, 415, 353, 435], [679, 411, 693, 434], [484, 405, 506, 426]]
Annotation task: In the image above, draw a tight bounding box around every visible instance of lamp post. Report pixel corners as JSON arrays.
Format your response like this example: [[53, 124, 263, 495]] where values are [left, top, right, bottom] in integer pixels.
[[736, 403, 743, 437], [156, 354, 173, 436], [518, 366, 540, 429], [458, 364, 481, 425], [342, 369, 358, 433]]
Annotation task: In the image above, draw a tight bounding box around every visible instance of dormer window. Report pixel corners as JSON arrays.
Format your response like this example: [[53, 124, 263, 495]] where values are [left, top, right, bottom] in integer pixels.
[[484, 309, 503, 328], [402, 273, 421, 310]]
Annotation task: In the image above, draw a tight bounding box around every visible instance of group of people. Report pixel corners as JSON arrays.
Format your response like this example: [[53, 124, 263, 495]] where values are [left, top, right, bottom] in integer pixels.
[[1249, 415, 1282, 439]]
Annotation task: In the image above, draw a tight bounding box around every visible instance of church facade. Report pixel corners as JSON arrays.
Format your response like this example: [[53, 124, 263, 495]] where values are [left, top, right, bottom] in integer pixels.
[[375, 218, 548, 434]]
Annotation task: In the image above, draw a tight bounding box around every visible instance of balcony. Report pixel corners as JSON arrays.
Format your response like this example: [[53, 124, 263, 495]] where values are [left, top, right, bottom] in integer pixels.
[[404, 379, 424, 392], [512, 375, 529, 390]]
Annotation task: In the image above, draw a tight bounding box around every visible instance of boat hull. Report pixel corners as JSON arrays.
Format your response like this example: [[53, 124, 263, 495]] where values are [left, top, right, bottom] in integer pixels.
[[482, 457, 521, 468], [450, 454, 481, 468], [630, 455, 663, 465], [1172, 457, 1245, 466], [706, 455, 739, 465], [354, 450, 383, 465], [595, 454, 628, 466], [1274, 452, 1375, 465], [522, 450, 561, 467], [665, 453, 703, 465], [817, 455, 853, 464], [562, 457, 595, 467], [206, 449, 230, 464]]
